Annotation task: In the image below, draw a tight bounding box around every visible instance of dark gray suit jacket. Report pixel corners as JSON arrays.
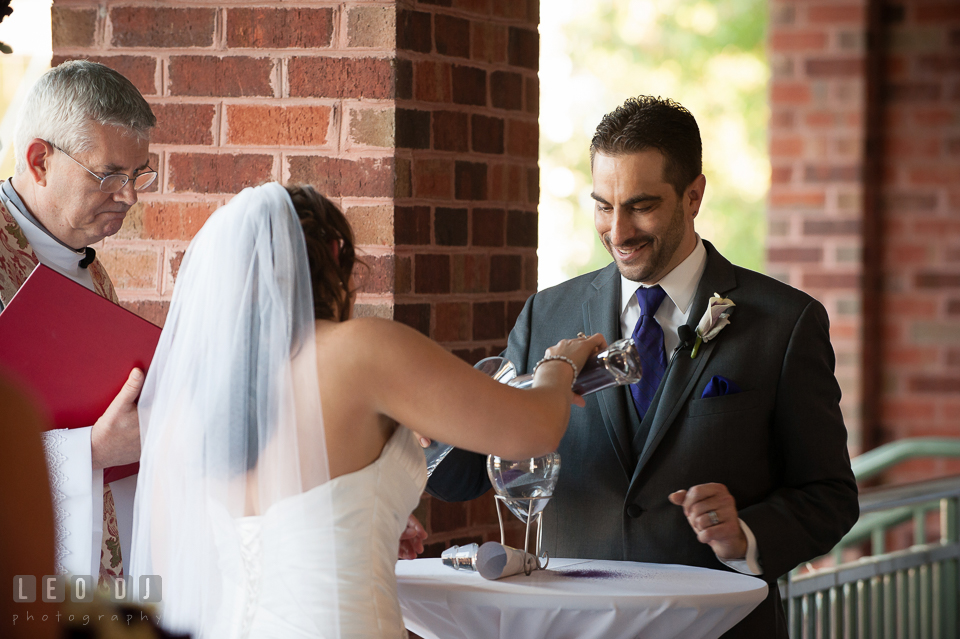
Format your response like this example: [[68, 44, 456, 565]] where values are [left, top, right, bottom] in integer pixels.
[[428, 241, 859, 637]]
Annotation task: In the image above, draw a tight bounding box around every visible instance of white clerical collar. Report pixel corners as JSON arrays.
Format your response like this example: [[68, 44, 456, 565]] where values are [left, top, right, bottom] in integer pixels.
[[1, 180, 89, 280], [619, 235, 708, 316]]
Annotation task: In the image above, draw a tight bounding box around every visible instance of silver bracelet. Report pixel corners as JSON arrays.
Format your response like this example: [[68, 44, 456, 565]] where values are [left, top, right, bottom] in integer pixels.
[[533, 355, 579, 387]]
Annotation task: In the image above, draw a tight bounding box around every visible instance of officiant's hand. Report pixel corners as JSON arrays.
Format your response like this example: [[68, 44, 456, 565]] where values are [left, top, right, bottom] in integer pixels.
[[398, 514, 427, 560], [669, 483, 748, 561], [91, 367, 144, 470]]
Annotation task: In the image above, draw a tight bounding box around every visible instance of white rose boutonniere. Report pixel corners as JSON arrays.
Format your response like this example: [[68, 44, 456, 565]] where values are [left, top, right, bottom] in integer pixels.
[[691, 293, 735, 358]]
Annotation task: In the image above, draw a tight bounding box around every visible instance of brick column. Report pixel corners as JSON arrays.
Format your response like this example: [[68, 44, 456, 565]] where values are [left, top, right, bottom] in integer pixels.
[[52, 0, 539, 553], [393, 2, 539, 364], [876, 1, 960, 482], [767, 0, 870, 454], [769, 0, 960, 475], [393, 0, 540, 553]]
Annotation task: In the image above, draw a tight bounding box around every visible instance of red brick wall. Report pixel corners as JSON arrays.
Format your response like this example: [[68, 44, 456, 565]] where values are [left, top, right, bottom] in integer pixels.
[[767, 0, 869, 454], [53, 1, 401, 325], [52, 0, 538, 560], [877, 0, 960, 482], [769, 0, 960, 481]]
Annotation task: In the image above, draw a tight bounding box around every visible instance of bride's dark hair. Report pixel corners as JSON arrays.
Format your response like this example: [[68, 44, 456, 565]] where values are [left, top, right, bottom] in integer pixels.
[[285, 184, 358, 321]]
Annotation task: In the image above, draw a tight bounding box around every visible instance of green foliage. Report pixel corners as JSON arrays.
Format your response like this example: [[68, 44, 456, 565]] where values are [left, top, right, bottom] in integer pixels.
[[539, 0, 769, 286]]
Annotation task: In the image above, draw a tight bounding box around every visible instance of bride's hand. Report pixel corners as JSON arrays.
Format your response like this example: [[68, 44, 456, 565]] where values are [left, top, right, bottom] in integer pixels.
[[536, 333, 607, 406], [398, 515, 427, 560], [413, 431, 431, 448], [544, 332, 607, 371]]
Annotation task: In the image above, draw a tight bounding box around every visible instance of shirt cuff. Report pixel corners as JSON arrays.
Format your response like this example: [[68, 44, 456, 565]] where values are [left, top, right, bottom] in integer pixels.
[[718, 518, 763, 576], [41, 426, 102, 577]]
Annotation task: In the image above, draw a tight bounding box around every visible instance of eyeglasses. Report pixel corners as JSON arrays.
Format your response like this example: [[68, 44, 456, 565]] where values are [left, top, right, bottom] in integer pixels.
[[52, 143, 158, 193]]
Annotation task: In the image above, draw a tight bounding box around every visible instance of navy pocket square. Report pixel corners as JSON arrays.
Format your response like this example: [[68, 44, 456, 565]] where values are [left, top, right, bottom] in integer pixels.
[[701, 375, 741, 399]]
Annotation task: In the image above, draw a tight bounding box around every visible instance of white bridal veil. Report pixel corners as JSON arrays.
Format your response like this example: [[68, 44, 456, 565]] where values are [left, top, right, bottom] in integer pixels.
[[130, 183, 337, 637]]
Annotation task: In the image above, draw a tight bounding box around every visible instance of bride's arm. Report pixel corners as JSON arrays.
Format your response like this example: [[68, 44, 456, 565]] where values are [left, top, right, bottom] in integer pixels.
[[330, 317, 603, 461]]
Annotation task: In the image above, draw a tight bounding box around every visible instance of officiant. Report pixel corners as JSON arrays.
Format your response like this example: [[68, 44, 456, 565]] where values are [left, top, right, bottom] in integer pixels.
[[427, 96, 859, 637], [0, 60, 156, 583]]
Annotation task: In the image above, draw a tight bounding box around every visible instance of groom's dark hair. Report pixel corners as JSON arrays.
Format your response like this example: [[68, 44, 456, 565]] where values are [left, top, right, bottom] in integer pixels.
[[590, 96, 702, 197], [285, 184, 359, 322]]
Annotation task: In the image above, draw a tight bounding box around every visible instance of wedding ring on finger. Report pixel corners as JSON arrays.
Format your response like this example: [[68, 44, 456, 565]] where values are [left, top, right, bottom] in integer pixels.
[[707, 510, 721, 527], [577, 331, 587, 339]]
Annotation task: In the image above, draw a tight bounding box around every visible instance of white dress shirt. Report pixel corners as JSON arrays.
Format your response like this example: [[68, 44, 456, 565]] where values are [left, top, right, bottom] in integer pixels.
[[619, 235, 707, 354], [617, 235, 762, 576]]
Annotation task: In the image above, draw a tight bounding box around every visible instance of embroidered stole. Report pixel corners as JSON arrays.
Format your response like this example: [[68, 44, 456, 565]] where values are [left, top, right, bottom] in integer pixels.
[[0, 194, 122, 584]]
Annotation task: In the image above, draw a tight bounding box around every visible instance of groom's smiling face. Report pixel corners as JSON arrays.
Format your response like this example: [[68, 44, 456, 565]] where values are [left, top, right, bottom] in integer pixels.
[[591, 149, 703, 284]]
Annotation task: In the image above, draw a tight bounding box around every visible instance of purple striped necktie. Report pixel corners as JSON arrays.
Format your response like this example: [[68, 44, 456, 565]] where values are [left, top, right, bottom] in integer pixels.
[[630, 285, 668, 421]]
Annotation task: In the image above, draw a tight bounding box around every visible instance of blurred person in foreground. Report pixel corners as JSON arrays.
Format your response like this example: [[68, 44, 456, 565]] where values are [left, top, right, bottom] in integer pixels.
[[1, 377, 180, 639], [1, 373, 58, 639], [426, 96, 859, 637]]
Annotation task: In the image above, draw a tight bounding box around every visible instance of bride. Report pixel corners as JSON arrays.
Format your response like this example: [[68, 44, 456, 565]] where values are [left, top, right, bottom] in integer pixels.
[[130, 182, 604, 638]]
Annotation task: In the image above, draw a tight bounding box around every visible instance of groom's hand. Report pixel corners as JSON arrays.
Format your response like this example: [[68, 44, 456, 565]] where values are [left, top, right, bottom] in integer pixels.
[[399, 515, 427, 560], [669, 483, 747, 561]]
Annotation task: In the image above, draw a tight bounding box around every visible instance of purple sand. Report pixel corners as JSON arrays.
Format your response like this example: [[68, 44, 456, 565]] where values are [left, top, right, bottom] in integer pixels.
[[560, 569, 626, 580], [571, 358, 618, 395]]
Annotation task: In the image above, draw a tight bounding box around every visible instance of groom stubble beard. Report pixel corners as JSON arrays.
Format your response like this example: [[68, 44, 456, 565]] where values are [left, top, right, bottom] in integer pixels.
[[603, 199, 687, 284]]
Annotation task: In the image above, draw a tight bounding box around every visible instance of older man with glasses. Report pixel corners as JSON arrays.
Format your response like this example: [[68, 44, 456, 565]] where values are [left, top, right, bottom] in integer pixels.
[[0, 60, 156, 585]]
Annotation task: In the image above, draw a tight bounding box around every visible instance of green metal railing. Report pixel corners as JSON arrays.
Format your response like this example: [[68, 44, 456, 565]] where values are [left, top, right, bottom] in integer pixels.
[[851, 439, 960, 482], [780, 438, 960, 639]]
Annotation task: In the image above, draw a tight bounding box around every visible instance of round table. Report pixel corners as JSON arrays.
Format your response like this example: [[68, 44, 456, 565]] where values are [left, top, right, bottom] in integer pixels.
[[396, 558, 768, 639]]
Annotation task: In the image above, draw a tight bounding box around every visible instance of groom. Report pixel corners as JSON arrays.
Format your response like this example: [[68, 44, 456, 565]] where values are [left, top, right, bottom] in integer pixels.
[[427, 96, 859, 637]]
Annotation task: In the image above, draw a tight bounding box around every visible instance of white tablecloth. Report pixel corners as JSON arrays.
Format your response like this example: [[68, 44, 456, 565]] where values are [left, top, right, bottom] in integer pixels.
[[396, 558, 767, 639]]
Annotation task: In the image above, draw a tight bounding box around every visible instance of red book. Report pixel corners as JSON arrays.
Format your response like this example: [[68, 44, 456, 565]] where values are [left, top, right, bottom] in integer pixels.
[[0, 264, 161, 483]]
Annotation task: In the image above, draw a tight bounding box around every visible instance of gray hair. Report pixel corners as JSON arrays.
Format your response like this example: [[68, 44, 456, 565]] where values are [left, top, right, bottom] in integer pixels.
[[14, 60, 156, 174]]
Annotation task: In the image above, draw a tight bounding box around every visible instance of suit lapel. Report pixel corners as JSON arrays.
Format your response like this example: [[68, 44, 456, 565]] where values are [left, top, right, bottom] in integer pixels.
[[582, 263, 634, 479], [628, 241, 738, 493]]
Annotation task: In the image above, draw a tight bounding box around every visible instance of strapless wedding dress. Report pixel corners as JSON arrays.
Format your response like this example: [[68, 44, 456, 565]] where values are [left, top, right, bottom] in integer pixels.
[[210, 427, 427, 638]]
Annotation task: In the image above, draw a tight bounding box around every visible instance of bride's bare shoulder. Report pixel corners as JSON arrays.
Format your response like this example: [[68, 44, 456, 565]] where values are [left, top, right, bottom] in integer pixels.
[[313, 317, 433, 391], [314, 317, 424, 352]]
